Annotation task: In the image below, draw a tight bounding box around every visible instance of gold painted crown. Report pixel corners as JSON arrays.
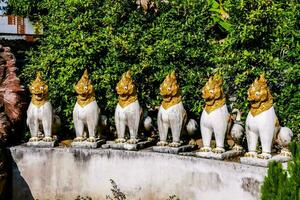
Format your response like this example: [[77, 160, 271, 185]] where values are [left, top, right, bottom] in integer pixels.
[[116, 70, 138, 108], [202, 74, 225, 113], [160, 70, 181, 109], [29, 72, 49, 107], [251, 73, 268, 90], [116, 71, 137, 95], [248, 73, 273, 116], [75, 69, 96, 107]]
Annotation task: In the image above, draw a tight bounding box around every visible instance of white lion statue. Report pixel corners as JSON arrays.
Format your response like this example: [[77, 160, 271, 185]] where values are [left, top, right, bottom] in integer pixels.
[[157, 71, 187, 147], [200, 74, 230, 154], [245, 73, 293, 159], [27, 72, 60, 142], [115, 71, 142, 144], [73, 69, 100, 142]]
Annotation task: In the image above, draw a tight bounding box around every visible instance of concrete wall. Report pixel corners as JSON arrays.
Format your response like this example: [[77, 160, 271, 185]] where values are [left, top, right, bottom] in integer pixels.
[[9, 146, 267, 200]]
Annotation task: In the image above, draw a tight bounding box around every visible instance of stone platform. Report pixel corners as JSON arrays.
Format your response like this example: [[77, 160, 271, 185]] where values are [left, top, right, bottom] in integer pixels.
[[9, 146, 267, 200], [26, 140, 58, 148], [102, 140, 155, 151], [240, 155, 291, 167], [196, 150, 244, 160], [71, 139, 105, 149], [152, 144, 197, 154]]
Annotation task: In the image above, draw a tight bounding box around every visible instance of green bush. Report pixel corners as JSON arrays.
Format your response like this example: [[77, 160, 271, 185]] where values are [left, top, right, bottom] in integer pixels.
[[261, 142, 300, 199], [212, 0, 300, 138], [6, 0, 300, 139]]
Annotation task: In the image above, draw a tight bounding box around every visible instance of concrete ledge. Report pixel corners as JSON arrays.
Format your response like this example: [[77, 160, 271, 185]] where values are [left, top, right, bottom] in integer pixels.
[[9, 146, 267, 200], [26, 140, 58, 148], [152, 144, 197, 154], [102, 140, 155, 151]]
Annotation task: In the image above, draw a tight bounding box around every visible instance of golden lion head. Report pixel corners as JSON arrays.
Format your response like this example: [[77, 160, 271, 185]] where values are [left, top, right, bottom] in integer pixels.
[[29, 72, 48, 106], [248, 73, 273, 116], [202, 74, 224, 105], [160, 71, 181, 109], [75, 69, 95, 107], [116, 71, 138, 107], [116, 71, 136, 99]]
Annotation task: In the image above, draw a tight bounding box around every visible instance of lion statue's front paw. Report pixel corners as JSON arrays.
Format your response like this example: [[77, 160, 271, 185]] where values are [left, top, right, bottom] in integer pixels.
[[157, 141, 169, 146], [213, 147, 225, 154], [257, 152, 272, 159], [244, 152, 257, 158], [115, 138, 126, 143], [29, 137, 39, 142], [232, 144, 243, 151], [280, 148, 292, 157], [87, 137, 96, 143], [43, 136, 53, 142], [74, 136, 85, 142], [169, 142, 181, 148], [200, 147, 212, 152], [127, 138, 139, 144]]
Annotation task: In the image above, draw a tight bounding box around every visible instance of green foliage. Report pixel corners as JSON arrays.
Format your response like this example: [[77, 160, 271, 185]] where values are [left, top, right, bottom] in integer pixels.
[[261, 142, 300, 200], [105, 179, 180, 200], [208, 0, 232, 32], [211, 0, 300, 135], [6, 0, 300, 139], [75, 196, 92, 200]]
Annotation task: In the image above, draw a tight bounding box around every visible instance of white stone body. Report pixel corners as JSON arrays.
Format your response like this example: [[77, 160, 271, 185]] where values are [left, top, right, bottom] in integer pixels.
[[27, 101, 53, 138], [246, 106, 278, 155], [200, 104, 229, 149], [277, 127, 293, 147], [231, 123, 244, 141], [157, 102, 186, 143], [115, 100, 142, 140], [73, 100, 100, 138]]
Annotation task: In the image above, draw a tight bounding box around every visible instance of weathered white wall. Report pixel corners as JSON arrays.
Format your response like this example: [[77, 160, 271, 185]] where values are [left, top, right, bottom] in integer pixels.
[[9, 146, 267, 200]]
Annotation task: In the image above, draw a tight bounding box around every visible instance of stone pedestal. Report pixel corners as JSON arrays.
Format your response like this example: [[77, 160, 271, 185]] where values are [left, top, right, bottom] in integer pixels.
[[152, 145, 197, 154], [71, 139, 105, 149], [240, 155, 291, 167], [195, 150, 244, 160], [102, 140, 155, 151], [26, 140, 58, 148]]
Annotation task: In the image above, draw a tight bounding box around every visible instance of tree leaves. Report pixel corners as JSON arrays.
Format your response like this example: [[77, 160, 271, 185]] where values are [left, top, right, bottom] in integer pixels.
[[6, 0, 300, 139]]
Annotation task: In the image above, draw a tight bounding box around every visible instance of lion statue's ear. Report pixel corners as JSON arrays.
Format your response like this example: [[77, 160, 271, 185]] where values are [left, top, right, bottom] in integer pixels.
[[128, 83, 136, 94], [171, 84, 179, 96]]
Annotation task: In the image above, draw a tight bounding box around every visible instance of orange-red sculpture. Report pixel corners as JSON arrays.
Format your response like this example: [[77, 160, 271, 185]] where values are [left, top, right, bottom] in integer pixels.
[[0, 45, 25, 141]]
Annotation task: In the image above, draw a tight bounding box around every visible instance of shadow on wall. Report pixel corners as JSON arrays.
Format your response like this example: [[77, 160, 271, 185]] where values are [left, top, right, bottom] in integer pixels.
[[5, 149, 34, 200]]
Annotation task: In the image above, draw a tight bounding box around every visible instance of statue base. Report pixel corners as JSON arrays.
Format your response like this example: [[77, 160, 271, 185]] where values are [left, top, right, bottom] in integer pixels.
[[240, 155, 291, 167], [71, 139, 105, 149], [152, 144, 197, 154], [26, 140, 58, 148], [102, 140, 155, 151], [195, 150, 244, 160]]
